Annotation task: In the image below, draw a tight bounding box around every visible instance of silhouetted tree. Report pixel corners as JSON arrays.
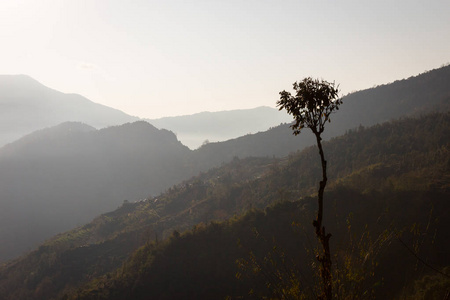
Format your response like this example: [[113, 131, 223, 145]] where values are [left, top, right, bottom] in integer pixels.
[[277, 77, 342, 299]]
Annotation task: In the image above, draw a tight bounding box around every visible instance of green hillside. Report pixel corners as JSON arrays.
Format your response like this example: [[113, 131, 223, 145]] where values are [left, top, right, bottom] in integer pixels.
[[0, 112, 448, 299]]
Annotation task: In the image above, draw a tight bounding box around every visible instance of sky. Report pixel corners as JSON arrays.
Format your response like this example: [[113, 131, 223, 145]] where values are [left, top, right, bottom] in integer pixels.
[[1, 0, 449, 119]]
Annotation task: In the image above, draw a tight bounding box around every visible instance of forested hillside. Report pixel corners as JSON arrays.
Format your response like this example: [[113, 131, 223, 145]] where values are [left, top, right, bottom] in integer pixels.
[[1, 66, 449, 262], [0, 112, 448, 299], [0, 121, 192, 261], [67, 190, 449, 300]]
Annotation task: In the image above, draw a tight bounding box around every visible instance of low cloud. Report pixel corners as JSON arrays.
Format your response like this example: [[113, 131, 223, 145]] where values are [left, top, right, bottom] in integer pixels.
[[76, 61, 116, 81], [77, 62, 97, 70]]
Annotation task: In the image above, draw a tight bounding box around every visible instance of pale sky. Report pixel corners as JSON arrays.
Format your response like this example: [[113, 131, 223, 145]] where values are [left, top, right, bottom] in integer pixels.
[[1, 0, 449, 119]]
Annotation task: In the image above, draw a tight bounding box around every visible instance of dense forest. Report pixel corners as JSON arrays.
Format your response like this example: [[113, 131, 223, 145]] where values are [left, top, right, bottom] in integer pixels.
[[0, 112, 448, 299]]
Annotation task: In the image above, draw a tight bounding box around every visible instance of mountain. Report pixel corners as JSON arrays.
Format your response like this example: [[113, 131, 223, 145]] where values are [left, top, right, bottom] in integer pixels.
[[0, 74, 292, 150], [323, 65, 450, 139], [146, 106, 293, 149], [0, 121, 192, 261], [147, 65, 450, 150], [0, 65, 449, 262], [0, 75, 139, 147], [2, 65, 449, 150], [0, 112, 448, 299], [185, 65, 450, 163]]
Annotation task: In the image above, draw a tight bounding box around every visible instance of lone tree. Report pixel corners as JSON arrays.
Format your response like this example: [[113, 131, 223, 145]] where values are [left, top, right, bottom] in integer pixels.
[[277, 77, 342, 300]]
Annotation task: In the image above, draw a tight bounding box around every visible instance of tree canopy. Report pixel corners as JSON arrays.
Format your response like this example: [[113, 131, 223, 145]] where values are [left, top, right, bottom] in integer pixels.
[[277, 77, 341, 136]]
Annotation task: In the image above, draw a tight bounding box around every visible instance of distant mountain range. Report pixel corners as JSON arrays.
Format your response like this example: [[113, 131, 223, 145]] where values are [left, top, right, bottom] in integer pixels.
[[0, 65, 449, 262], [0, 75, 139, 147], [2, 66, 449, 149], [0, 75, 292, 149], [146, 106, 292, 149]]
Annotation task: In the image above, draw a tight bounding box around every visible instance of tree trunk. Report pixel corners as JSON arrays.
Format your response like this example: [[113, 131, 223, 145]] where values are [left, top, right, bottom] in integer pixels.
[[313, 133, 332, 300]]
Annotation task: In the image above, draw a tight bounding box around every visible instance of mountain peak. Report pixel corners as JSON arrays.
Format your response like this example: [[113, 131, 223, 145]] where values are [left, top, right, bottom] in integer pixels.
[[0, 74, 48, 92], [99, 121, 182, 148], [50, 121, 96, 133]]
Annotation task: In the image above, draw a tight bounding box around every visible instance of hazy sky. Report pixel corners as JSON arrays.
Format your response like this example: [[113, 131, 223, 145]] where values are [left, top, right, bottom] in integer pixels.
[[2, 0, 449, 119]]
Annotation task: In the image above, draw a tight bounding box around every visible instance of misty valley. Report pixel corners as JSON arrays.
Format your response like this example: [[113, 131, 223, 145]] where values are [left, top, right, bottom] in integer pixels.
[[0, 66, 449, 299]]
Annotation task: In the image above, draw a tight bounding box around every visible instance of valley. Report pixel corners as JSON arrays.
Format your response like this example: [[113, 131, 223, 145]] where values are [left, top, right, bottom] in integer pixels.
[[0, 66, 449, 299]]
